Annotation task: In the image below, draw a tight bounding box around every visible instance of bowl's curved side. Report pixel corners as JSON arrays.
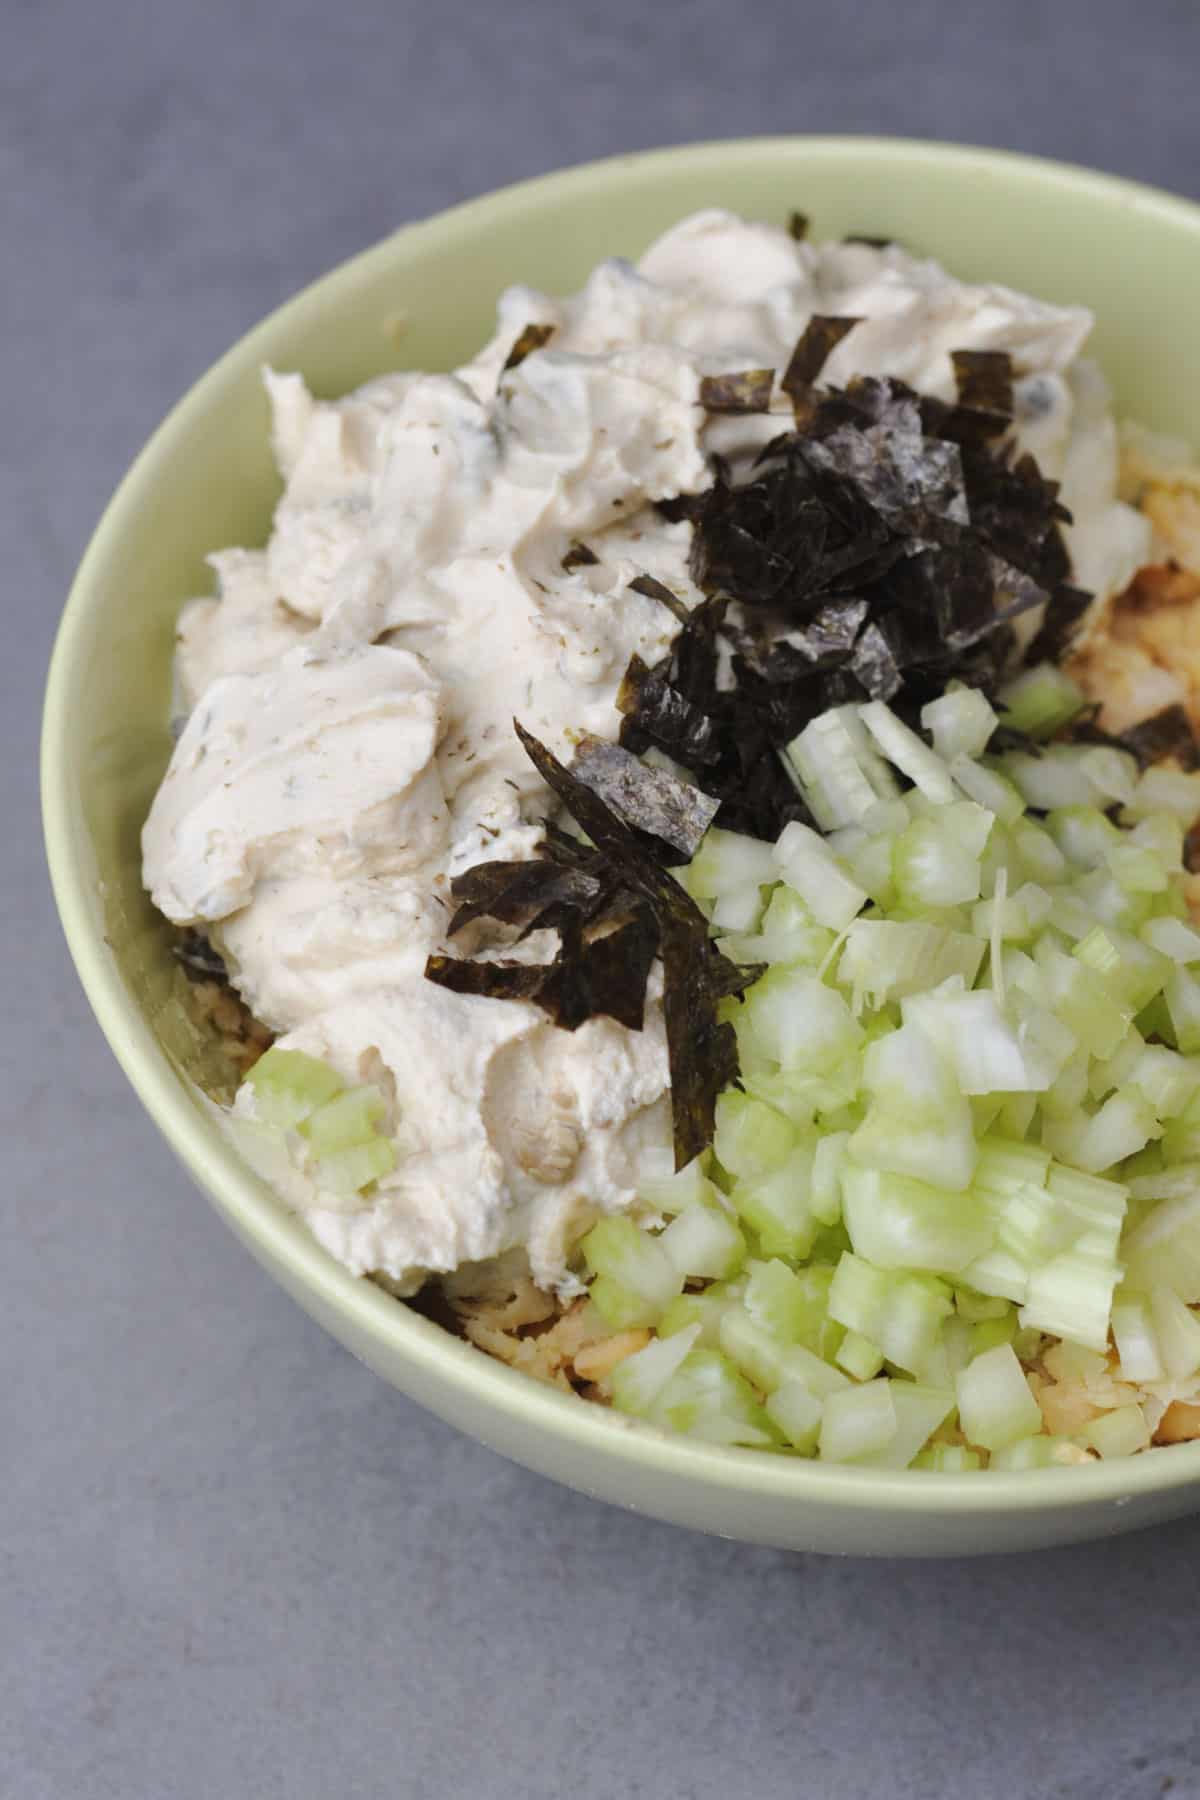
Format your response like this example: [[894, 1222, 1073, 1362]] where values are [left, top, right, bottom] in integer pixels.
[[42, 136, 1200, 1553]]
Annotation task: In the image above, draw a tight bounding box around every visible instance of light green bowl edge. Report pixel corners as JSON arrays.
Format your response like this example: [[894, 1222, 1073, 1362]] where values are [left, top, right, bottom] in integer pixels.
[[41, 134, 1200, 1543]]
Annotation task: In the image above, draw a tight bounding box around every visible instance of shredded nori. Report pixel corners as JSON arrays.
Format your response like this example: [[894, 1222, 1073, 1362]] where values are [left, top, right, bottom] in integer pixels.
[[699, 369, 775, 414], [174, 929, 229, 981], [787, 210, 809, 242], [629, 573, 692, 625], [561, 540, 600, 572], [425, 724, 762, 1166], [569, 735, 721, 860], [781, 316, 862, 411], [502, 322, 555, 372], [1065, 702, 1200, 772], [618, 363, 1083, 837]]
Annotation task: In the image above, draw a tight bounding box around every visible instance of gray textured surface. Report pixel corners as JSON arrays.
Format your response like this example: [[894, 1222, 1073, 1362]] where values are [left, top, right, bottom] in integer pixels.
[[9, 1, 1200, 1795]]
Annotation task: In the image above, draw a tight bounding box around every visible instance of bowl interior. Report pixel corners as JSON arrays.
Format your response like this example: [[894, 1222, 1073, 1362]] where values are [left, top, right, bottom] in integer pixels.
[[43, 138, 1200, 1549]]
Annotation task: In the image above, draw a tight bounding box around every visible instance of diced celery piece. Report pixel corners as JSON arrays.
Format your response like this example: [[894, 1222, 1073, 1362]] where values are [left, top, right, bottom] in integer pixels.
[[1165, 966, 1200, 1054], [955, 1344, 1042, 1451], [659, 1196, 746, 1281], [950, 755, 1026, 824], [731, 1149, 818, 1260], [717, 1309, 793, 1393], [1149, 1286, 1200, 1378], [710, 885, 765, 931], [1081, 1405, 1151, 1459], [827, 1252, 952, 1376], [299, 1085, 385, 1153], [914, 1444, 984, 1472], [999, 748, 1101, 811], [786, 710, 883, 830], [1043, 1090, 1161, 1175], [636, 1152, 713, 1216], [1034, 943, 1132, 1059], [583, 1217, 682, 1326], [755, 884, 836, 966], [1108, 843, 1170, 895], [840, 1162, 992, 1275], [315, 1137, 395, 1195], [1124, 1190, 1200, 1303], [972, 882, 1052, 946], [859, 701, 956, 803], [742, 1258, 816, 1343], [764, 1379, 823, 1452], [997, 663, 1085, 738], [1126, 1047, 1200, 1119], [657, 1291, 733, 1346], [893, 817, 983, 909], [988, 1436, 1076, 1471], [922, 685, 998, 760], [1121, 765, 1200, 827], [1047, 805, 1122, 870], [833, 1330, 882, 1381], [954, 1285, 1012, 1323], [811, 1132, 848, 1227], [687, 827, 776, 899], [653, 1349, 777, 1447], [610, 1325, 701, 1416], [1078, 746, 1138, 806], [773, 820, 868, 929], [819, 1377, 898, 1462], [713, 1091, 796, 1182], [1110, 1290, 1163, 1382], [850, 1024, 977, 1191], [855, 1383, 957, 1469], [244, 1047, 343, 1129], [737, 967, 862, 1074], [1018, 1246, 1120, 1352], [1072, 924, 1170, 1013], [1142, 916, 1200, 964], [1010, 818, 1068, 884], [970, 1312, 1018, 1356], [840, 920, 986, 1007]]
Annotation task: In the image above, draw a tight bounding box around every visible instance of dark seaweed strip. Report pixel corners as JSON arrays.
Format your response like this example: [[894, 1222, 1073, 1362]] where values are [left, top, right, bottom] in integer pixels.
[[780, 317, 863, 407], [502, 322, 555, 372], [787, 210, 809, 241], [699, 369, 775, 414], [629, 573, 692, 625], [570, 735, 720, 859], [561, 540, 600, 572], [1025, 583, 1093, 665], [951, 349, 1014, 425]]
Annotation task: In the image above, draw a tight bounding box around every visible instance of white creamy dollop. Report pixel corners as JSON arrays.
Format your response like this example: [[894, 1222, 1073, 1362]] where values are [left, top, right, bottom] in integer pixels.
[[144, 210, 1150, 1292]]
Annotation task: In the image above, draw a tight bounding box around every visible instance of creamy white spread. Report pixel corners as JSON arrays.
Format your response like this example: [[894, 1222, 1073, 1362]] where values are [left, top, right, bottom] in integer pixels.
[[143, 209, 1151, 1293]]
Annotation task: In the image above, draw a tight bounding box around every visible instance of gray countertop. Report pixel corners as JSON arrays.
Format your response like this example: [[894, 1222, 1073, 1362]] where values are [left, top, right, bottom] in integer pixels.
[[8, 2, 1200, 1794]]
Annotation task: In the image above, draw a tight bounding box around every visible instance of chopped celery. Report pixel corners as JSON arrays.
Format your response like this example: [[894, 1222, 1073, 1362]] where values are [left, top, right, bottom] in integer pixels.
[[996, 663, 1085, 738], [652, 1349, 777, 1447], [1123, 1191, 1200, 1302], [786, 710, 883, 830], [854, 1383, 956, 1469], [1149, 1286, 1200, 1378], [635, 1153, 713, 1216], [827, 1253, 952, 1376], [840, 1163, 992, 1275], [686, 827, 776, 899], [315, 1137, 395, 1195], [835, 1329, 885, 1381], [949, 755, 1025, 824], [659, 1196, 746, 1281], [1165, 966, 1200, 1054], [299, 1085, 385, 1153], [819, 1377, 898, 1462], [731, 1150, 818, 1260], [773, 820, 868, 929], [840, 919, 986, 1007], [1121, 765, 1200, 827], [859, 701, 956, 803], [955, 1344, 1042, 1451], [893, 816, 983, 909], [610, 1325, 701, 1416], [764, 1380, 823, 1451], [1142, 916, 1200, 964], [1081, 1405, 1151, 1459], [988, 1436, 1076, 1471], [914, 1444, 983, 1472], [583, 1218, 682, 1327], [922, 685, 998, 761], [970, 1312, 1018, 1356], [657, 1291, 733, 1346], [245, 1047, 344, 1130], [713, 1091, 796, 1182]]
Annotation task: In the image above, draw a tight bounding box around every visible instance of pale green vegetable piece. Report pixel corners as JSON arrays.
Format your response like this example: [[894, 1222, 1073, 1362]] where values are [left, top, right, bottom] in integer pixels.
[[955, 1343, 1042, 1451]]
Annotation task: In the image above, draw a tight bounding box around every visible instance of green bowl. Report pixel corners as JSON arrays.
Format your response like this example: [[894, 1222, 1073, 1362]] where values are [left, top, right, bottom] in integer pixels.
[[42, 137, 1200, 1554]]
